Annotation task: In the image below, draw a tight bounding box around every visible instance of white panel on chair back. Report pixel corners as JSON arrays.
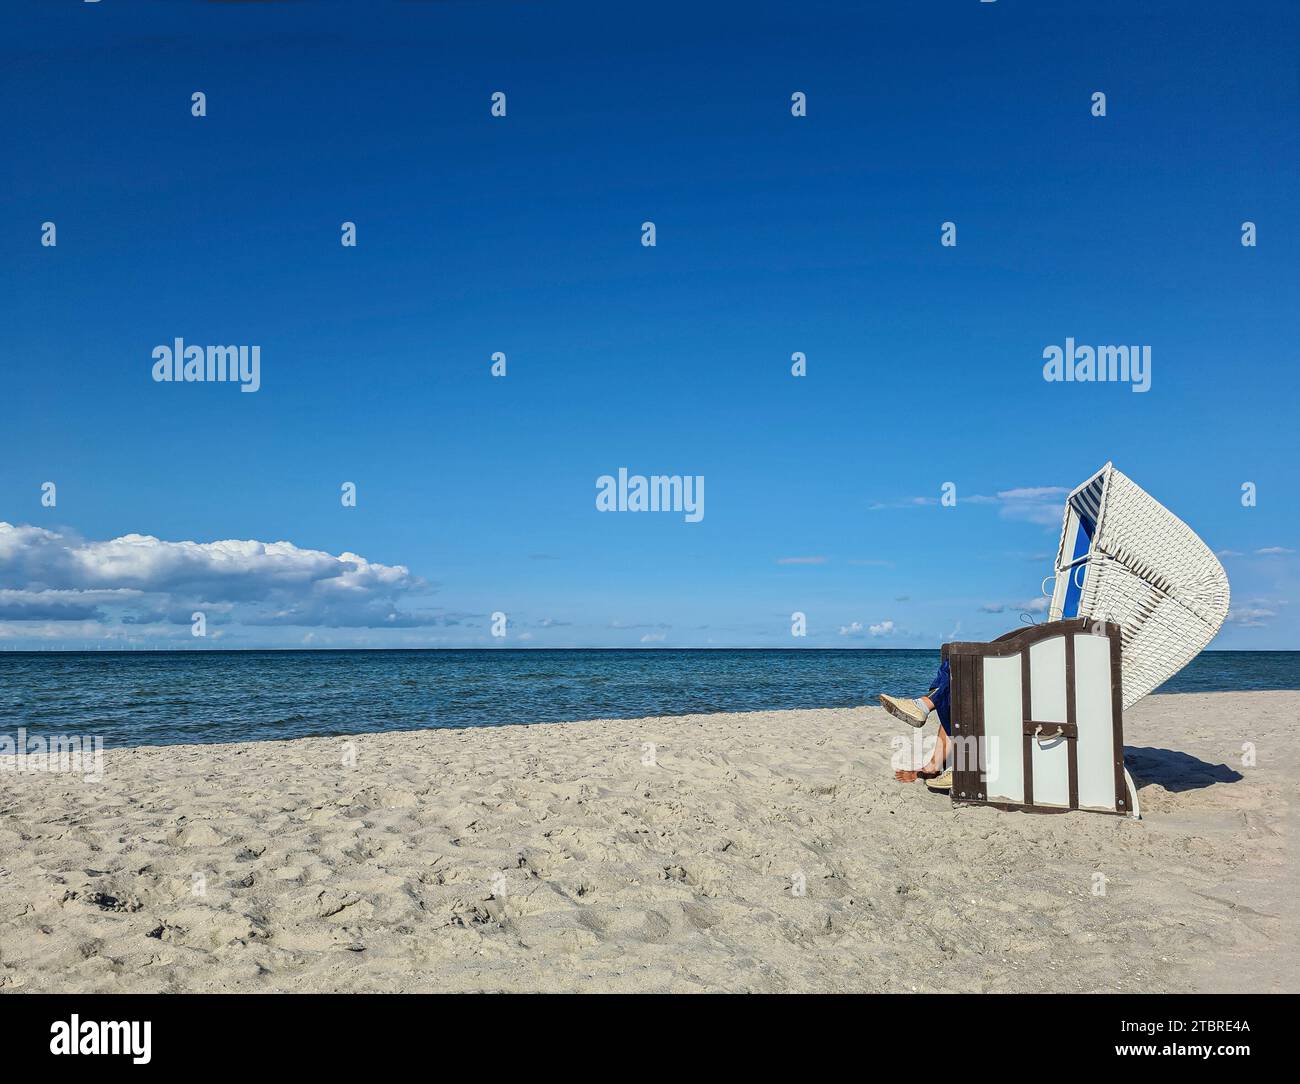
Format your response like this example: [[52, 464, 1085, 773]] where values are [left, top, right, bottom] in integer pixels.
[[981, 654, 1023, 804], [1029, 636, 1070, 807], [1073, 633, 1118, 811]]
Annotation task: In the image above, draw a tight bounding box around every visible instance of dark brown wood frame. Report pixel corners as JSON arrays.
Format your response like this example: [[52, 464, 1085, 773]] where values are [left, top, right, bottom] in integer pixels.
[[942, 619, 1128, 816]]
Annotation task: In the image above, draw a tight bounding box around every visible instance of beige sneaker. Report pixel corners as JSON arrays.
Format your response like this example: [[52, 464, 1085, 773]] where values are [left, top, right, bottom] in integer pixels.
[[924, 768, 953, 791], [879, 694, 929, 728]]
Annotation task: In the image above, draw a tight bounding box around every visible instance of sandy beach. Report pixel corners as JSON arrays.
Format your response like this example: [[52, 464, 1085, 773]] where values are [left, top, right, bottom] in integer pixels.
[[1, 691, 1294, 993]]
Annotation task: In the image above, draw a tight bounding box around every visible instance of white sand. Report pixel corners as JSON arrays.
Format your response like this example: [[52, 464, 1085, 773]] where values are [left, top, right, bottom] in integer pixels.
[[0, 691, 1294, 993]]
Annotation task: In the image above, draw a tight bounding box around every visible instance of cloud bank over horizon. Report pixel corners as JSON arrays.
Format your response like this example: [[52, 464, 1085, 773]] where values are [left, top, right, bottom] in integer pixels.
[[0, 522, 447, 643], [0, 518, 1293, 649]]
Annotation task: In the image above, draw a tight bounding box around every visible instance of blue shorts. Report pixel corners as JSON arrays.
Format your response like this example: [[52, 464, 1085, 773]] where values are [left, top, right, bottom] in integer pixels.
[[928, 659, 952, 736]]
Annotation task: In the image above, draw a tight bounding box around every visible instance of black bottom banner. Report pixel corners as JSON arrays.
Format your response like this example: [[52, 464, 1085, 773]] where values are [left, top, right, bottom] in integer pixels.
[[1, 992, 1290, 1070]]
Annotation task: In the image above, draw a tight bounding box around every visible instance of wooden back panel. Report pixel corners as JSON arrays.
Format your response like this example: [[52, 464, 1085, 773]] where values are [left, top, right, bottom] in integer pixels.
[[945, 619, 1128, 815]]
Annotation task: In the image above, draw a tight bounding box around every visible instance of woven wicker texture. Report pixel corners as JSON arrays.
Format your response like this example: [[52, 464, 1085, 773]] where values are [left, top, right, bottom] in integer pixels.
[[1061, 466, 1230, 708]]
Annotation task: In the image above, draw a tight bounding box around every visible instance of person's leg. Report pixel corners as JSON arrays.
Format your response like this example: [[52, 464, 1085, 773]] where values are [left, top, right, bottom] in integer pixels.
[[930, 658, 951, 731], [920, 660, 952, 774], [885, 657, 954, 778], [923, 724, 951, 775], [881, 657, 949, 723]]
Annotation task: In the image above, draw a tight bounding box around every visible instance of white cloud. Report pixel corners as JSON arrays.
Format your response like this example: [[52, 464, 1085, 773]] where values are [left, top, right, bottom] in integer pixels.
[[1225, 597, 1287, 628], [840, 618, 896, 637], [1225, 607, 1277, 627], [640, 632, 666, 643], [0, 522, 440, 630], [0, 587, 142, 621], [868, 496, 938, 510], [980, 597, 1048, 616], [990, 487, 1069, 526], [869, 486, 1068, 526], [995, 487, 1067, 501], [1254, 547, 1295, 556], [0, 619, 123, 641], [776, 556, 827, 565]]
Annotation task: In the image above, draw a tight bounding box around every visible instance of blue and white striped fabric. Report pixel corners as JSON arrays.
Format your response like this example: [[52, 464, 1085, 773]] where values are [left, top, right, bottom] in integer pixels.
[[1050, 466, 1108, 620]]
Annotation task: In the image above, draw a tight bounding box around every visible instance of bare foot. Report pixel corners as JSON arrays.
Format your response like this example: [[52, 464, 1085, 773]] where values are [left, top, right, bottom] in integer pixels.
[[894, 767, 941, 782]]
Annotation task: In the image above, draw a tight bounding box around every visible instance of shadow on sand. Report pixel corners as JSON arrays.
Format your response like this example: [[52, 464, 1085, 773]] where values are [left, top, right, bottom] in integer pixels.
[[1124, 746, 1243, 793]]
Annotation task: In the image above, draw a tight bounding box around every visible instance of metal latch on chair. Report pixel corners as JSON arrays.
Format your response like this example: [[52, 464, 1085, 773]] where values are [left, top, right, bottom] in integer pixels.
[[1022, 721, 1078, 745]]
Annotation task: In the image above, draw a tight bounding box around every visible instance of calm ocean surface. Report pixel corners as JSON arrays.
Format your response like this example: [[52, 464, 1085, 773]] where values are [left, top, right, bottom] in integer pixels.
[[1, 649, 1295, 749]]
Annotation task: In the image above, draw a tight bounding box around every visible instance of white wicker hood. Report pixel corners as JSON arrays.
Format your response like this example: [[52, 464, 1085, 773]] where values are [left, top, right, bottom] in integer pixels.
[[1047, 463, 1230, 708]]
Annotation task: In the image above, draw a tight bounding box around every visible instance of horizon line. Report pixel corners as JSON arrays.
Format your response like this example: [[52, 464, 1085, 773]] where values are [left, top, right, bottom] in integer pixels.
[[0, 646, 1291, 655]]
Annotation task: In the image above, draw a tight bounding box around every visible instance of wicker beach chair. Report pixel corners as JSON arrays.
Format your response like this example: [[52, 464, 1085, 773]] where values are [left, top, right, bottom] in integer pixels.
[[1046, 462, 1230, 709], [945, 464, 1229, 817]]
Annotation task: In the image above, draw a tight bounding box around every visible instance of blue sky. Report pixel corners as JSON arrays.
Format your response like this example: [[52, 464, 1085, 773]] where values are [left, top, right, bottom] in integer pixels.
[[1, 0, 1297, 649]]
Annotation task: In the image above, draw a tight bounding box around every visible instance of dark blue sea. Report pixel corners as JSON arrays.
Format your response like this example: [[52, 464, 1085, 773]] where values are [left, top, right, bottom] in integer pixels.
[[0, 649, 1294, 749]]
